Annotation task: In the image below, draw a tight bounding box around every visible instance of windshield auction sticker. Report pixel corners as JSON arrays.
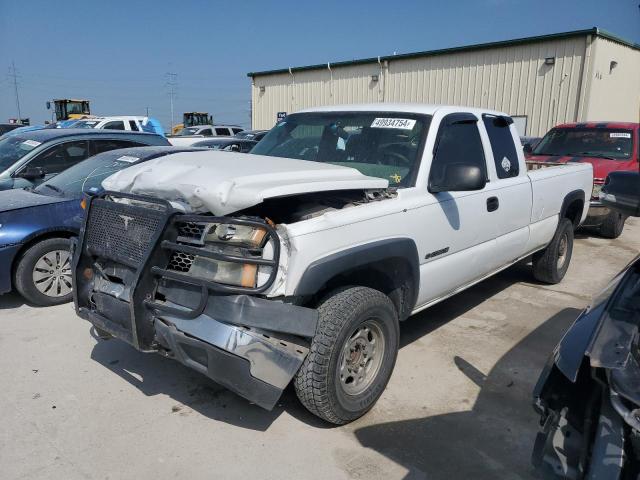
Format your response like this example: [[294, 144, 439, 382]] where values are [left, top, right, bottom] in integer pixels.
[[116, 155, 140, 163], [371, 118, 416, 130], [610, 132, 631, 138], [21, 139, 41, 149]]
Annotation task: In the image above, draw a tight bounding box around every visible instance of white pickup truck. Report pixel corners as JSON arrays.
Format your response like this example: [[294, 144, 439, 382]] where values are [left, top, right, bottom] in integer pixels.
[[72, 104, 593, 424]]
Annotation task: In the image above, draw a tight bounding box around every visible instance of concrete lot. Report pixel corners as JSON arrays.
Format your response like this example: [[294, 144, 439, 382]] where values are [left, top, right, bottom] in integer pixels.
[[1, 218, 638, 480]]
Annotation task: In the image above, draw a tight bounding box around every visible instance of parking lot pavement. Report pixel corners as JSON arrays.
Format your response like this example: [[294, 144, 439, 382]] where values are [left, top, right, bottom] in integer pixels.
[[0, 218, 638, 480]]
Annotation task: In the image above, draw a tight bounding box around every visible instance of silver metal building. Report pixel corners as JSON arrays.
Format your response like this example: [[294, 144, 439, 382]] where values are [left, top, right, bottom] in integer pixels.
[[248, 28, 640, 135]]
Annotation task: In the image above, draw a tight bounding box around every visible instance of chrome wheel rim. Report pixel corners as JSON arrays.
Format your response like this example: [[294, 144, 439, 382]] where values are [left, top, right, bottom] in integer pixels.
[[33, 250, 72, 297], [557, 234, 568, 270], [338, 320, 385, 395]]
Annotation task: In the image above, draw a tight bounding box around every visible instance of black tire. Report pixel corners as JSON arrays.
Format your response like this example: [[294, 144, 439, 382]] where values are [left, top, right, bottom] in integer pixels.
[[599, 211, 626, 239], [14, 238, 73, 306], [532, 218, 574, 284], [294, 286, 399, 425]]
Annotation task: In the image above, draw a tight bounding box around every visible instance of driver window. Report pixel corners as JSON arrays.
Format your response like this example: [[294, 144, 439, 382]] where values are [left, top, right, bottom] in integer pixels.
[[27, 140, 89, 174], [430, 120, 486, 188]]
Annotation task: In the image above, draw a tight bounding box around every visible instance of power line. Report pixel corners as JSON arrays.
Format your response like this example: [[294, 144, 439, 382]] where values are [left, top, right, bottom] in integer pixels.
[[8, 61, 22, 121], [165, 72, 178, 131]]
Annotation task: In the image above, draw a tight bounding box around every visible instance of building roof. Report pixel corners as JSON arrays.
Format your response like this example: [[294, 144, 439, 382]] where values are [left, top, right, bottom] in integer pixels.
[[247, 27, 640, 78]]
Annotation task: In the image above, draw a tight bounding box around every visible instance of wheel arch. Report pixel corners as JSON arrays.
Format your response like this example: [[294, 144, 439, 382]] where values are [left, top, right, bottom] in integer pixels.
[[11, 228, 78, 278], [560, 190, 586, 229], [294, 238, 420, 320]]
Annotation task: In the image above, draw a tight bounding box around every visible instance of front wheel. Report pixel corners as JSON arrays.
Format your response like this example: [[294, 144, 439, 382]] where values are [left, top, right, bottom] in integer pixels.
[[532, 218, 574, 284], [294, 286, 399, 425], [14, 238, 73, 306]]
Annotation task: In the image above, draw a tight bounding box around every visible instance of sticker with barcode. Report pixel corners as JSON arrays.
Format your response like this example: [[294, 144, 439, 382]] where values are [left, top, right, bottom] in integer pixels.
[[371, 118, 416, 129], [610, 132, 631, 138], [116, 155, 139, 163]]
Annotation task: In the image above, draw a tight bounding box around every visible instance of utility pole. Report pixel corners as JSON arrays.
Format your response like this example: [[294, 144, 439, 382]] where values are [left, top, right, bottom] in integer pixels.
[[9, 61, 22, 122], [165, 72, 178, 132]]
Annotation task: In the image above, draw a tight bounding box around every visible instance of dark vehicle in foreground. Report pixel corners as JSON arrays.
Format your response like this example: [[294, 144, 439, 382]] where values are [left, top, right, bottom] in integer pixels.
[[191, 138, 257, 152], [0, 129, 169, 192], [0, 146, 197, 306], [234, 129, 269, 141], [533, 171, 640, 479], [526, 122, 639, 238]]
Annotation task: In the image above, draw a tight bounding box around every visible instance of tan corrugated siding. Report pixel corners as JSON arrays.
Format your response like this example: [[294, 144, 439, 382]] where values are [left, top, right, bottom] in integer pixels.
[[252, 36, 589, 135], [584, 37, 640, 122]]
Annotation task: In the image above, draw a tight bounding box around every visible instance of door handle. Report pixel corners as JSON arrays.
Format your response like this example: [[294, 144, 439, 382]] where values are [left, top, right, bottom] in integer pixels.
[[487, 196, 499, 212]]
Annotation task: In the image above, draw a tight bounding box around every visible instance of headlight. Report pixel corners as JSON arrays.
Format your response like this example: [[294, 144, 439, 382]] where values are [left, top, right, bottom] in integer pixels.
[[170, 221, 274, 288], [190, 255, 259, 288], [203, 223, 267, 248]]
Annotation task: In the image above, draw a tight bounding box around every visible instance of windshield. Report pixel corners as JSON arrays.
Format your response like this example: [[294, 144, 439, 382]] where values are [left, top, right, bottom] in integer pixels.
[[34, 154, 141, 197], [533, 127, 634, 159], [0, 136, 41, 172], [251, 112, 430, 187], [73, 120, 100, 129]]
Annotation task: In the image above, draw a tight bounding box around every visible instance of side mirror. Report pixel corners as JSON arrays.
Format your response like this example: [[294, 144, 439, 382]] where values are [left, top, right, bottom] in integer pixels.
[[16, 166, 46, 181], [522, 143, 533, 154], [429, 164, 486, 193], [600, 171, 640, 217]]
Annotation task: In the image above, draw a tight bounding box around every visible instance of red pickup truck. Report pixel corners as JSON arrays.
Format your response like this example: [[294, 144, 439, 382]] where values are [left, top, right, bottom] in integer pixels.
[[526, 121, 639, 238]]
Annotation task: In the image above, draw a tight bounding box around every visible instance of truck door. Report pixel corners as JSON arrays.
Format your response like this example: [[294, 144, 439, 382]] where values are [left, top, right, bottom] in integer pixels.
[[481, 115, 532, 266], [415, 113, 503, 306]]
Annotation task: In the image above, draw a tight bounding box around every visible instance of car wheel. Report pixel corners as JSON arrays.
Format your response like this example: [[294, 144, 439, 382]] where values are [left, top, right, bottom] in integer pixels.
[[14, 238, 73, 306], [294, 286, 399, 424], [599, 211, 626, 239], [532, 218, 574, 284]]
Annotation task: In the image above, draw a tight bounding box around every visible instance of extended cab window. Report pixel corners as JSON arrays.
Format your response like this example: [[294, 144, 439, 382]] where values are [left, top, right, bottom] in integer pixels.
[[128, 120, 139, 131], [483, 115, 519, 178], [252, 112, 430, 187], [215, 128, 230, 136], [429, 119, 486, 188]]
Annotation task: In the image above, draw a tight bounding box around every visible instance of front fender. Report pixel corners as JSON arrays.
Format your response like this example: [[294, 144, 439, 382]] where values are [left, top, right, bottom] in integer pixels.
[[294, 238, 420, 316]]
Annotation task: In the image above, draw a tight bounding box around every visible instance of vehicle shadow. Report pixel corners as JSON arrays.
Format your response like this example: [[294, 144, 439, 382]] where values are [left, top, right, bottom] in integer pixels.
[[89, 261, 546, 433], [89, 329, 327, 432], [400, 261, 536, 349], [354, 307, 581, 480], [0, 292, 28, 310]]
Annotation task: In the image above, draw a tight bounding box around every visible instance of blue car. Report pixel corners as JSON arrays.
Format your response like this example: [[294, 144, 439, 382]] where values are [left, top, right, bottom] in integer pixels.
[[0, 146, 201, 306], [0, 128, 169, 191]]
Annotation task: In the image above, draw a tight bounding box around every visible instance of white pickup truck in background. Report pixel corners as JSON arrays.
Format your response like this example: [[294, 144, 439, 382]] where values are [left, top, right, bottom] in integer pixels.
[[72, 104, 593, 424]]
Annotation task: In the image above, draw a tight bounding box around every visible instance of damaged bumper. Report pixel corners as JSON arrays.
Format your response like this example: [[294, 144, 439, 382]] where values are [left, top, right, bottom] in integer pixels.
[[74, 192, 316, 410]]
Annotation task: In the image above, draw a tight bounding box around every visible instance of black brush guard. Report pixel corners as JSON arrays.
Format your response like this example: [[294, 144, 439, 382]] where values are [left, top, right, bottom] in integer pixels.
[[72, 191, 315, 410]]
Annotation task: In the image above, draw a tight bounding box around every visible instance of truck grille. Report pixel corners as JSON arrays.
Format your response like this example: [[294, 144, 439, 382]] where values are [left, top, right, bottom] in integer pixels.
[[167, 251, 195, 273], [85, 199, 166, 268]]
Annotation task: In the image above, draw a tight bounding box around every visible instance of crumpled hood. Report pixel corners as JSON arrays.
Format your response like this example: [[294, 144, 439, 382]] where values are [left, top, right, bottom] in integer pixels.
[[0, 188, 68, 214], [526, 153, 636, 181], [102, 150, 389, 215]]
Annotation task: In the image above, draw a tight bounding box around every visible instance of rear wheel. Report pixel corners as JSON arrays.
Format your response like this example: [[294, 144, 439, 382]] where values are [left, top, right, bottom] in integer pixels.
[[294, 286, 399, 425], [532, 218, 574, 284], [599, 211, 626, 239], [14, 238, 73, 306]]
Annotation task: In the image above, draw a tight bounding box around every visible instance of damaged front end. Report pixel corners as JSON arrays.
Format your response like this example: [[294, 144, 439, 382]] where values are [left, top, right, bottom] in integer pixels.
[[73, 191, 317, 409]]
